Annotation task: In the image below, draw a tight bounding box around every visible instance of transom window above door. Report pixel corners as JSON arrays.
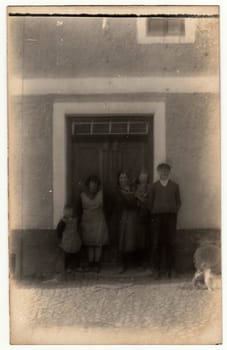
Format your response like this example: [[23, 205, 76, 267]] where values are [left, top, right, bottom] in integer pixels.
[[72, 120, 149, 136]]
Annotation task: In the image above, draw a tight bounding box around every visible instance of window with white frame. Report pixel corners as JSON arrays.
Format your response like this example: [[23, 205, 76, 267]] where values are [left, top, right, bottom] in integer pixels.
[[137, 17, 197, 44]]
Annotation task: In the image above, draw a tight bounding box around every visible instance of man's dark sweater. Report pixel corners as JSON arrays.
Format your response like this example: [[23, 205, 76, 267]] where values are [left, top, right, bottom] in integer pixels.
[[147, 180, 181, 214]]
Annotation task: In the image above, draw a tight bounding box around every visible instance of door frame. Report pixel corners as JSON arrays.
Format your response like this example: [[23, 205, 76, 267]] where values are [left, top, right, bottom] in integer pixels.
[[53, 101, 166, 227]]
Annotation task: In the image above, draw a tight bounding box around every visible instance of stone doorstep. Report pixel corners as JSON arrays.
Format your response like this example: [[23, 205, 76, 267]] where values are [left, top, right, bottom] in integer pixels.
[[14, 268, 195, 286]]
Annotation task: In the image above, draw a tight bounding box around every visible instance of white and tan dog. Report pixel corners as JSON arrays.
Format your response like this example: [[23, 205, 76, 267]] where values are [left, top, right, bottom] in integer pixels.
[[193, 242, 221, 291]]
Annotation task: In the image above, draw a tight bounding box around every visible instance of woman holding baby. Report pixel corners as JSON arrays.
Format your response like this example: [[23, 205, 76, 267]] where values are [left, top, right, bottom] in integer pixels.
[[116, 170, 150, 272]]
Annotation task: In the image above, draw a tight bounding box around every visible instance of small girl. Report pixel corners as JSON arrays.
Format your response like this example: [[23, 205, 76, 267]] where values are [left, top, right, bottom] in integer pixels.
[[56, 206, 82, 273]]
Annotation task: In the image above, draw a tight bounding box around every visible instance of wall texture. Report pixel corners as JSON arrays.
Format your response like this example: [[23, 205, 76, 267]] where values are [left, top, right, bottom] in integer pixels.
[[166, 93, 220, 229], [9, 96, 53, 229], [9, 17, 219, 79], [9, 93, 220, 230]]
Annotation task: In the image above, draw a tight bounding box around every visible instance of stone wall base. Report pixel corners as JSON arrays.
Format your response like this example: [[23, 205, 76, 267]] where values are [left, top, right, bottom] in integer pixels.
[[9, 229, 221, 279]]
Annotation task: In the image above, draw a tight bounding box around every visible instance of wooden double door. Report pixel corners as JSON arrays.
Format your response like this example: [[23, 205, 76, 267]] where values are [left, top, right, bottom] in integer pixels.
[[72, 138, 151, 202]]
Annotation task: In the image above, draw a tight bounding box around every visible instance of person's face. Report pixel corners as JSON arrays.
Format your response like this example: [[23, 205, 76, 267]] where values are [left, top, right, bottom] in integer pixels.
[[158, 168, 170, 180], [138, 173, 148, 185], [119, 173, 129, 188], [88, 181, 98, 194]]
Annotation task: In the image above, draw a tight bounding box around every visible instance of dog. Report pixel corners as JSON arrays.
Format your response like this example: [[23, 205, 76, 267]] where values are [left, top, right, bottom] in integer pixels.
[[193, 242, 221, 291], [192, 265, 216, 291]]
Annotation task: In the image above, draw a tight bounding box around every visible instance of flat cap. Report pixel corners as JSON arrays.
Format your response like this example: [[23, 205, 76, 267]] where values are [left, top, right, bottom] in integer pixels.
[[157, 163, 171, 170]]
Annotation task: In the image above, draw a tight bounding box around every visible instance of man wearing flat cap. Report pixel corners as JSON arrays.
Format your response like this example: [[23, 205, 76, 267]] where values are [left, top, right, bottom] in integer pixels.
[[147, 163, 181, 278]]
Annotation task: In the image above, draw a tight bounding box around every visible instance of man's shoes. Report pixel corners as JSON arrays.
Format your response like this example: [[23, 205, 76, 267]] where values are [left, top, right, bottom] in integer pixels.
[[75, 266, 84, 272], [83, 262, 94, 272], [94, 262, 101, 273], [118, 266, 126, 274], [152, 270, 161, 279], [66, 268, 73, 273], [168, 269, 177, 278], [167, 270, 172, 278]]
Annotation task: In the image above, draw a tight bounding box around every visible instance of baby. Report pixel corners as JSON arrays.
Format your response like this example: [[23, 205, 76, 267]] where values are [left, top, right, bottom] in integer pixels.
[[134, 171, 150, 203]]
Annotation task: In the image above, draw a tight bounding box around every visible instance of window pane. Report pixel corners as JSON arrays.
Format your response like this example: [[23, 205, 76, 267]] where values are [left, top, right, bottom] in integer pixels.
[[111, 122, 128, 134], [146, 18, 185, 37], [167, 19, 185, 36], [146, 18, 168, 36], [73, 123, 90, 135], [129, 122, 148, 134], [92, 123, 109, 134]]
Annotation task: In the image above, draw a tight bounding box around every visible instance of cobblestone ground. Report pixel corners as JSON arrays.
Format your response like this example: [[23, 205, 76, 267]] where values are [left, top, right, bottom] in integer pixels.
[[10, 271, 222, 345]]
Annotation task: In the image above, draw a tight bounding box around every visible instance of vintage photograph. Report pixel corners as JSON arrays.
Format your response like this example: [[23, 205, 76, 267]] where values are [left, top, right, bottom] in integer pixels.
[[8, 5, 221, 345]]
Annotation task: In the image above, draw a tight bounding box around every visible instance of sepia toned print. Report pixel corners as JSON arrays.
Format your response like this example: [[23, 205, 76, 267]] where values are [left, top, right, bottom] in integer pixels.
[[8, 5, 221, 345]]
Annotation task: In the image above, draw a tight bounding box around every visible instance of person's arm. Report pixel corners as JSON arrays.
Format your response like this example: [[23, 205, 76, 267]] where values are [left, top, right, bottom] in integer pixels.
[[56, 219, 66, 241], [121, 190, 138, 208], [103, 191, 114, 219], [146, 184, 155, 213], [175, 184, 182, 211], [76, 194, 83, 228], [134, 190, 143, 202]]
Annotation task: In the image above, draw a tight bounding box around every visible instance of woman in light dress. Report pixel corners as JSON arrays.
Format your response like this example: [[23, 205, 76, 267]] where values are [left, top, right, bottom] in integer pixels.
[[77, 175, 109, 272]]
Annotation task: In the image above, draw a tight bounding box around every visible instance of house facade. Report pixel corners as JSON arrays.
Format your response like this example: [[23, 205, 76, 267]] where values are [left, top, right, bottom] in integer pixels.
[[8, 8, 220, 277]]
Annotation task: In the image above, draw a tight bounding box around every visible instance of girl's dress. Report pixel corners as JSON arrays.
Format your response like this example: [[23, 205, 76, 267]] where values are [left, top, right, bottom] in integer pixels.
[[79, 190, 109, 246], [116, 187, 138, 253]]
